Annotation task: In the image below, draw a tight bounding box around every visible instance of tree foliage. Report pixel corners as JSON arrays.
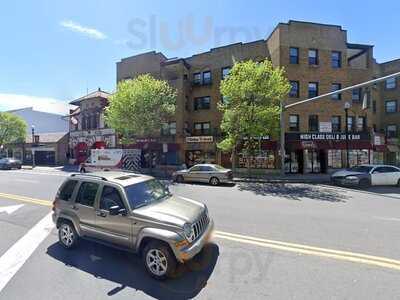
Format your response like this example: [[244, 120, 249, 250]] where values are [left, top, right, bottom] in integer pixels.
[[105, 74, 177, 143], [0, 112, 27, 146], [218, 60, 290, 158]]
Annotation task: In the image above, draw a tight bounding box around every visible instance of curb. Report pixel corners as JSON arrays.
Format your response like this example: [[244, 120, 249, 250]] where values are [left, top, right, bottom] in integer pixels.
[[233, 178, 331, 184]]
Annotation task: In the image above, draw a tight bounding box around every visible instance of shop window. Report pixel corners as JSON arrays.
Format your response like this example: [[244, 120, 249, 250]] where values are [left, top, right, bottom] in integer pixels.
[[386, 125, 397, 138], [331, 51, 341, 68], [331, 83, 342, 100], [308, 115, 319, 132], [194, 96, 211, 110], [328, 150, 343, 169], [289, 115, 299, 131], [289, 47, 299, 64], [289, 81, 299, 98], [331, 116, 341, 132], [238, 150, 276, 169], [385, 100, 397, 113], [308, 49, 318, 65], [308, 82, 318, 98], [349, 150, 369, 167]]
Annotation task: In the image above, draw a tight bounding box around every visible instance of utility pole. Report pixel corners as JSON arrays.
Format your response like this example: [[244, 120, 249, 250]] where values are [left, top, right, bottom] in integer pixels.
[[344, 102, 351, 169], [279, 71, 400, 175], [31, 125, 35, 169]]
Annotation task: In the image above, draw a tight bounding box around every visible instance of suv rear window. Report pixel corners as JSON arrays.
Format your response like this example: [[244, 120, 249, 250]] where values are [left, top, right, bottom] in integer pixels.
[[58, 180, 78, 201]]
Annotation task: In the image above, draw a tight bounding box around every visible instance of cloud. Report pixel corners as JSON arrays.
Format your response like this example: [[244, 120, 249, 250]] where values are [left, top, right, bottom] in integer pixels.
[[60, 20, 107, 40], [0, 93, 72, 115]]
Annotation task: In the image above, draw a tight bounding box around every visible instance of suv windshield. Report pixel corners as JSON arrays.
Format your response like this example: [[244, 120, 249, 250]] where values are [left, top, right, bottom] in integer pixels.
[[348, 166, 373, 173], [124, 179, 170, 209]]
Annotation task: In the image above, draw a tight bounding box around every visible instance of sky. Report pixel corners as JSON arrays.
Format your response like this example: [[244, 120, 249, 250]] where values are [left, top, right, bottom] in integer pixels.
[[0, 0, 399, 115]]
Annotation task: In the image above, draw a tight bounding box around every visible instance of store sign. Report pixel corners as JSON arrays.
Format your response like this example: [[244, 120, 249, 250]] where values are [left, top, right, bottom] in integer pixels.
[[186, 136, 214, 143], [136, 138, 157, 143], [374, 135, 382, 146], [286, 132, 370, 141], [319, 122, 332, 133], [301, 141, 317, 149], [162, 143, 168, 153], [243, 136, 270, 140]]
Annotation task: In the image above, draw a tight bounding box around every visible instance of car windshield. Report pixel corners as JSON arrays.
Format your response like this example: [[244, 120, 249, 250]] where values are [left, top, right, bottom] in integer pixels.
[[124, 179, 171, 209], [348, 166, 373, 173]]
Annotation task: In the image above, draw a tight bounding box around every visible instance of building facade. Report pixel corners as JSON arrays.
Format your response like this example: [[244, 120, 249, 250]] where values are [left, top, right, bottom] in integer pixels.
[[68, 89, 117, 164], [112, 20, 399, 173]]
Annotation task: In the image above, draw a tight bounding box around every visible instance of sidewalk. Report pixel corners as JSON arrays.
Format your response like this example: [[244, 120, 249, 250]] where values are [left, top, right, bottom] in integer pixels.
[[233, 173, 332, 184], [21, 165, 79, 172]]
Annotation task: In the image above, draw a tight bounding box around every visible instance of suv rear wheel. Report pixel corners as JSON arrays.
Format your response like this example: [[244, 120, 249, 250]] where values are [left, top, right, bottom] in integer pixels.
[[143, 241, 177, 280], [58, 221, 78, 249]]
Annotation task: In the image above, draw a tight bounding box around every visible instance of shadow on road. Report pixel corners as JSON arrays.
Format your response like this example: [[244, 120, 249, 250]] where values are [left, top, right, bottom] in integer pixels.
[[46, 240, 219, 299], [237, 182, 348, 202]]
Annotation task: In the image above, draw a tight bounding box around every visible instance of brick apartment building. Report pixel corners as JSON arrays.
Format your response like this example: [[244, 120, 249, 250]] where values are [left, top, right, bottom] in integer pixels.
[[71, 20, 399, 173]]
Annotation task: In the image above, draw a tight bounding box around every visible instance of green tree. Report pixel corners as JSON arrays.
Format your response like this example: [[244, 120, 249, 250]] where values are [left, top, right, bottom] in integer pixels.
[[218, 60, 290, 171], [105, 74, 177, 168], [0, 112, 27, 146]]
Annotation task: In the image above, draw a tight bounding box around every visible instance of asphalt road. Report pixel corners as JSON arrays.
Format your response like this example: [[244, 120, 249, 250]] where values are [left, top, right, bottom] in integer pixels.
[[0, 169, 400, 299]]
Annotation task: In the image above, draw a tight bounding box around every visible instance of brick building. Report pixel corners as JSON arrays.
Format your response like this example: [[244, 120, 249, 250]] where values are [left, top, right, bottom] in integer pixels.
[[111, 20, 399, 173]]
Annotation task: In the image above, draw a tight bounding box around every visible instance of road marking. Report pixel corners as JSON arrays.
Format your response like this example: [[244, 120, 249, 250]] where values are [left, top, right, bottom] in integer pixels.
[[0, 204, 24, 215], [0, 192, 52, 207], [1, 170, 68, 177], [214, 231, 400, 271], [0, 212, 54, 292], [373, 216, 400, 222]]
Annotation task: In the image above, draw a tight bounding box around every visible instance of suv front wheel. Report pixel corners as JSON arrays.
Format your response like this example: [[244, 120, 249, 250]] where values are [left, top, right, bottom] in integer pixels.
[[58, 221, 79, 249], [143, 241, 177, 280]]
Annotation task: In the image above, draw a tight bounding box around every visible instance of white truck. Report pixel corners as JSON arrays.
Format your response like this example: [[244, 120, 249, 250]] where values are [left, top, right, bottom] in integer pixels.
[[79, 149, 141, 173]]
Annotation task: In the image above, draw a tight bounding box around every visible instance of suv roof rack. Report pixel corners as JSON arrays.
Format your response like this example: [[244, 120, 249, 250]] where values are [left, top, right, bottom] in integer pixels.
[[70, 173, 108, 181]]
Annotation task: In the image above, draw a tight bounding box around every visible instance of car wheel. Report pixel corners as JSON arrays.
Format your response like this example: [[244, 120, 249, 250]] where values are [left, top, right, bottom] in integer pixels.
[[143, 241, 177, 280], [359, 178, 370, 189], [176, 175, 184, 183], [209, 177, 220, 186], [58, 221, 78, 249]]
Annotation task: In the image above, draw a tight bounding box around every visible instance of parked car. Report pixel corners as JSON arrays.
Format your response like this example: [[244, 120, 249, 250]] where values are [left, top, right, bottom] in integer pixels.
[[52, 172, 213, 280], [172, 164, 233, 185], [331, 164, 400, 188], [0, 158, 22, 170]]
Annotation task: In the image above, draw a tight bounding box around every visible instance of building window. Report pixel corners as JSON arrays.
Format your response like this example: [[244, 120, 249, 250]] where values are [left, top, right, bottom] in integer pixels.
[[352, 88, 361, 102], [194, 122, 211, 135], [308, 115, 319, 132], [331, 51, 342, 68], [289, 81, 299, 98], [386, 125, 397, 138], [289, 47, 299, 64], [385, 100, 397, 113], [308, 82, 318, 98], [193, 73, 201, 85], [194, 96, 211, 110], [202, 71, 212, 85], [289, 115, 299, 131], [347, 116, 355, 132], [222, 67, 231, 80], [331, 83, 342, 100], [161, 122, 176, 135], [357, 116, 366, 132], [386, 77, 396, 89], [331, 116, 341, 132], [308, 49, 318, 65]]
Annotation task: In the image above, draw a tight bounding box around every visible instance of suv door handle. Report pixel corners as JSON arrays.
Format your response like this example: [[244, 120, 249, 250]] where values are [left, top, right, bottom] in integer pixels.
[[96, 211, 107, 217]]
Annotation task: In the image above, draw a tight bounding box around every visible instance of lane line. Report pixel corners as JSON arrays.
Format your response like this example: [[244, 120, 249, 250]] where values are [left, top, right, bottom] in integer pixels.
[[373, 216, 400, 222], [0, 193, 51, 207], [2, 192, 400, 272], [0, 212, 54, 292]]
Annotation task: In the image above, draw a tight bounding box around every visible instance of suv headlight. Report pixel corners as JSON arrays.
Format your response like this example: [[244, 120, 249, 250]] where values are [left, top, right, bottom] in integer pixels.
[[183, 223, 194, 242]]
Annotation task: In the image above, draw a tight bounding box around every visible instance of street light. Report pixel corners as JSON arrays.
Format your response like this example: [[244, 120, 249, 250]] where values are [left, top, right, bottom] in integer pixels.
[[344, 101, 351, 169], [31, 125, 35, 169]]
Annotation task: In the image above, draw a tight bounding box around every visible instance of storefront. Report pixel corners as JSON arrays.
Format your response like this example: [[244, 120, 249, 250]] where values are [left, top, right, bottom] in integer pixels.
[[185, 136, 216, 167], [237, 138, 278, 169], [285, 132, 375, 174]]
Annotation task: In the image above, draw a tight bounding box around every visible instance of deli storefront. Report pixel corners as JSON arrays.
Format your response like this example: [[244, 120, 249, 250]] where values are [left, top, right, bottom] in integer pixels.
[[285, 132, 385, 174]]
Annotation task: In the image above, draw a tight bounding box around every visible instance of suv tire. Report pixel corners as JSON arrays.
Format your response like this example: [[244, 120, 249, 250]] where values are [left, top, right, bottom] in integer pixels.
[[58, 221, 79, 249], [209, 177, 220, 186], [359, 178, 370, 189], [143, 241, 177, 280]]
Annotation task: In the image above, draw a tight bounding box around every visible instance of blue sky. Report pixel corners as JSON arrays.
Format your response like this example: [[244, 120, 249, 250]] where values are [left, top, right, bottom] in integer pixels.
[[0, 0, 399, 114]]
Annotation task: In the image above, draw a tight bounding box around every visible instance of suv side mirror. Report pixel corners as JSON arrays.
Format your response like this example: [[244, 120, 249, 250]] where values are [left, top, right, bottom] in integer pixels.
[[109, 205, 120, 215]]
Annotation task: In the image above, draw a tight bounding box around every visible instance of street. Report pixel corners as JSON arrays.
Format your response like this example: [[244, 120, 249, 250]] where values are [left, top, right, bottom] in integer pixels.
[[0, 169, 400, 299]]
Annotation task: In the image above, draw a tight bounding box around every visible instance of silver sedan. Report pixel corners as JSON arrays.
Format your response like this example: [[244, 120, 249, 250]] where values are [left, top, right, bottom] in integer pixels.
[[173, 164, 233, 186]]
